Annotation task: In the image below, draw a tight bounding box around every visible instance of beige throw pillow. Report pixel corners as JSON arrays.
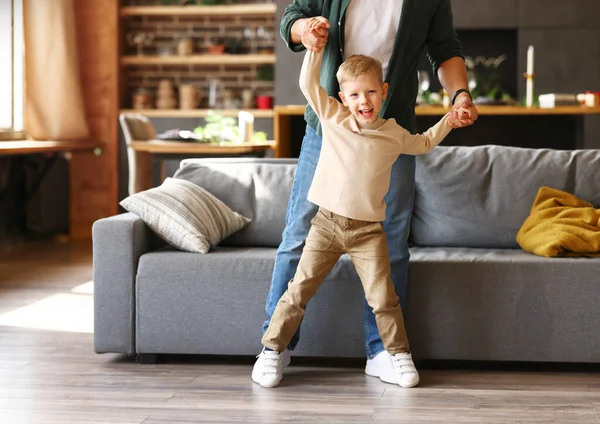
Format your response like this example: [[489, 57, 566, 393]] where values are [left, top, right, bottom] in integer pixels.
[[120, 177, 251, 253]]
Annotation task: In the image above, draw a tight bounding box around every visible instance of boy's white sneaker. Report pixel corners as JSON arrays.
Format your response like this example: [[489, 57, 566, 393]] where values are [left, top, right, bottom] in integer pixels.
[[391, 352, 420, 388], [365, 350, 399, 384], [251, 348, 291, 388]]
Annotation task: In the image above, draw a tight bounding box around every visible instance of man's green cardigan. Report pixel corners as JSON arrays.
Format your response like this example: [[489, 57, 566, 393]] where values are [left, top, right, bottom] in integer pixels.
[[280, 0, 463, 134]]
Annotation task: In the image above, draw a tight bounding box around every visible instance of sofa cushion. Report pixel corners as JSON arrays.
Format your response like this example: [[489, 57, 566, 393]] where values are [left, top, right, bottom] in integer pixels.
[[136, 245, 600, 362], [411, 145, 600, 248], [174, 158, 298, 248], [406, 246, 600, 362], [134, 246, 367, 357], [120, 177, 250, 253]]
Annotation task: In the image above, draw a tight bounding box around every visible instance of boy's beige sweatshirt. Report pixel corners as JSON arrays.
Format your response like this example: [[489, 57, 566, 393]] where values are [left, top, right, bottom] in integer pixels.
[[300, 50, 452, 222]]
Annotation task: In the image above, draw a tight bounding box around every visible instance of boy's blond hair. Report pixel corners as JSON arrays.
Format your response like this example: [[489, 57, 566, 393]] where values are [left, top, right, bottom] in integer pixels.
[[336, 54, 384, 87]]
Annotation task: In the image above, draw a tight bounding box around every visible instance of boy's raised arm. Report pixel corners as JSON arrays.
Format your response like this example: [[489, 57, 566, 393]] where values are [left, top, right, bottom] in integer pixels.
[[299, 49, 342, 120], [395, 113, 453, 155]]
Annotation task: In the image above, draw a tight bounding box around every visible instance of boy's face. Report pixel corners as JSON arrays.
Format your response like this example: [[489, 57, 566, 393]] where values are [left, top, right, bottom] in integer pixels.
[[339, 73, 388, 125]]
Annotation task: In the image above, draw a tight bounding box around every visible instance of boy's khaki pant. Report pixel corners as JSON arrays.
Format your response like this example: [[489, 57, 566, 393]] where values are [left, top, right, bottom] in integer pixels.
[[262, 208, 410, 354]]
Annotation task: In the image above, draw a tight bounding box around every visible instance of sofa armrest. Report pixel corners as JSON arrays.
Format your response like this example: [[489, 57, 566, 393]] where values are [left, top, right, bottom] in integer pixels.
[[92, 212, 156, 355]]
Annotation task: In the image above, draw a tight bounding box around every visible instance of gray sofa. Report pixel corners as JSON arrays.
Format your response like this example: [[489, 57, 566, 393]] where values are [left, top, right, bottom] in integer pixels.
[[93, 145, 600, 363]]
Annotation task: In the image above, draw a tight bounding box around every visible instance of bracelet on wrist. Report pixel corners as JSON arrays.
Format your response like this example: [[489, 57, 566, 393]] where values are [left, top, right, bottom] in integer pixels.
[[451, 89, 472, 106]]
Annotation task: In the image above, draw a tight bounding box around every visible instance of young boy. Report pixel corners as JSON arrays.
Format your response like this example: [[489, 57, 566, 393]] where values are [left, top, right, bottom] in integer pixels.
[[253, 21, 457, 389]]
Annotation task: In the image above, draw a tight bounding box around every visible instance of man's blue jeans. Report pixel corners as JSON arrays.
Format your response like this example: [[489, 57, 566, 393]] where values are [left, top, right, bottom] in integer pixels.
[[262, 125, 415, 359]]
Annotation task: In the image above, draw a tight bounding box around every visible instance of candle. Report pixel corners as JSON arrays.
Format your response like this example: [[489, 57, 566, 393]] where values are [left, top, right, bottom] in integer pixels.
[[526, 45, 535, 107], [238, 111, 254, 143]]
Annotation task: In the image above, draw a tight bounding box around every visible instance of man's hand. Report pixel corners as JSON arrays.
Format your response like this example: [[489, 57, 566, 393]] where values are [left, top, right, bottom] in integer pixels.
[[448, 92, 478, 128], [301, 17, 330, 52]]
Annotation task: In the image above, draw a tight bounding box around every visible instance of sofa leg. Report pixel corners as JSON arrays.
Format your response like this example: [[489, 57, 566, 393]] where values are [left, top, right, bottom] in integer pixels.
[[137, 353, 158, 364]]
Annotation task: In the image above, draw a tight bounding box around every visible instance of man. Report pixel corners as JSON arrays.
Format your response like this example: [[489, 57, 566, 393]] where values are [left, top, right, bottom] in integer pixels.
[[254, 0, 478, 384]]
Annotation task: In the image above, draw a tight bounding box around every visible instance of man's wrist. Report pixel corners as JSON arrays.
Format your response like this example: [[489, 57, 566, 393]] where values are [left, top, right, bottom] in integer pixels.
[[451, 89, 472, 106], [291, 18, 308, 45]]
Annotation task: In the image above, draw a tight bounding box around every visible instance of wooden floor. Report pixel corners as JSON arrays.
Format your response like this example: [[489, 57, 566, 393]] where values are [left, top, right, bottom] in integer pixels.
[[1, 241, 600, 424]]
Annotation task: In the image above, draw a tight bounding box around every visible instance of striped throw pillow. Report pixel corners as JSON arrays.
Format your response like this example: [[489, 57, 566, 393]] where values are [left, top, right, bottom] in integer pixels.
[[120, 177, 251, 253]]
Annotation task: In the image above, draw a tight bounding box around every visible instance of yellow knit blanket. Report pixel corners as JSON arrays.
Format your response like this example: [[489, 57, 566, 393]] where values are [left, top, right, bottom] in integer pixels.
[[516, 187, 600, 257]]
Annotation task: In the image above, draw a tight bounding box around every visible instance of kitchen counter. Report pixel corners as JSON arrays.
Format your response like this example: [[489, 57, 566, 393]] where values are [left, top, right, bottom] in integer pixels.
[[274, 105, 600, 157]]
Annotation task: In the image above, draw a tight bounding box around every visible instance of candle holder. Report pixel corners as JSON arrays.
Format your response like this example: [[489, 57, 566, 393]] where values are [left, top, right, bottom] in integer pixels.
[[523, 72, 535, 108]]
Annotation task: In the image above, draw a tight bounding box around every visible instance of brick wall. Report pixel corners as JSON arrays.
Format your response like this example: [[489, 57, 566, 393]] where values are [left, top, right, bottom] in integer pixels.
[[121, 0, 275, 109]]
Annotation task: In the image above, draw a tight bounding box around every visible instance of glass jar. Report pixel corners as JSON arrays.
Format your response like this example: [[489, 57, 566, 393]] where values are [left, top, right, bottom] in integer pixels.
[[132, 88, 153, 109]]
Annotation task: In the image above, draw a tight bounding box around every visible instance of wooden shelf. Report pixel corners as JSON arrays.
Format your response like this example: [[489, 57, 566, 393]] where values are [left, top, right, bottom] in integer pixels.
[[274, 105, 305, 115], [120, 4, 276, 17], [0, 140, 101, 156], [275, 105, 600, 116], [120, 109, 274, 118], [130, 139, 275, 154], [121, 53, 275, 66]]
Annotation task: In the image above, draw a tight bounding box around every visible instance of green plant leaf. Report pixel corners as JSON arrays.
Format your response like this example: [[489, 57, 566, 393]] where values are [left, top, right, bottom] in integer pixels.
[[252, 131, 267, 142], [256, 64, 274, 81]]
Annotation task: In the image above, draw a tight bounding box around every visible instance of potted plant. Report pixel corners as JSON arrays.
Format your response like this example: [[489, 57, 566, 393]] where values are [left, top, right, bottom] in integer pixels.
[[193, 111, 267, 144], [207, 36, 226, 54], [255, 65, 274, 109], [256, 64, 274, 82], [465, 55, 514, 105], [225, 36, 244, 54]]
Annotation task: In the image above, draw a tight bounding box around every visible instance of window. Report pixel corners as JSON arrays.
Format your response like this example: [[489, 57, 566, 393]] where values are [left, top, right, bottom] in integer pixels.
[[0, 0, 24, 140]]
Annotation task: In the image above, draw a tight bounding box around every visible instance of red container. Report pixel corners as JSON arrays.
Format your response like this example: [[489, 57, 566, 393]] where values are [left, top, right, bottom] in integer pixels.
[[256, 95, 273, 110]]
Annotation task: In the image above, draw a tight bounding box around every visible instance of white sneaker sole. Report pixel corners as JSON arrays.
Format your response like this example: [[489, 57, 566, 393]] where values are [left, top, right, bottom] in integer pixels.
[[398, 374, 420, 388], [253, 374, 282, 388]]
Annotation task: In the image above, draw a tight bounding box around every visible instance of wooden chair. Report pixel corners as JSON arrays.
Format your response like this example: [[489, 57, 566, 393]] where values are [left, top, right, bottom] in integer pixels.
[[118, 113, 155, 195]]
